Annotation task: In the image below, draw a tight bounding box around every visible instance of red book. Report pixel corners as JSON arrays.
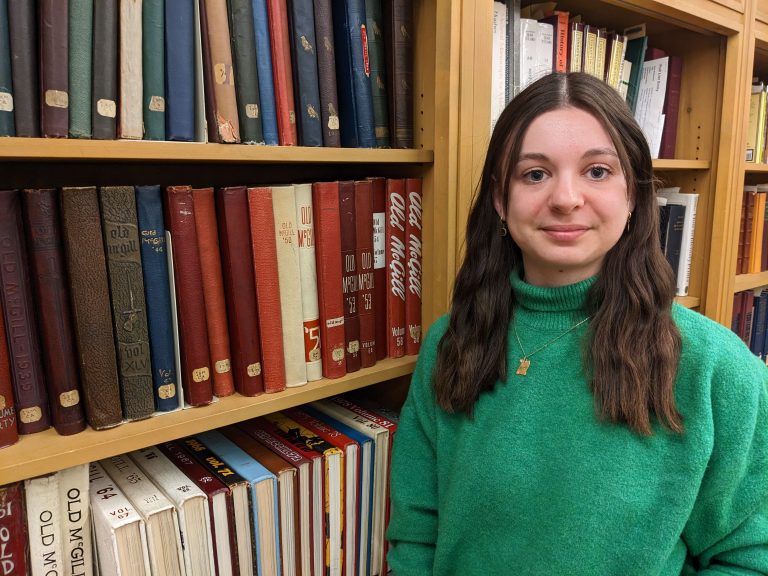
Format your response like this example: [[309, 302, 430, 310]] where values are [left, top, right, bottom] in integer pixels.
[[355, 180, 376, 367], [0, 298, 18, 447], [370, 177, 387, 361], [0, 482, 28, 574], [405, 178, 423, 355], [385, 178, 407, 358], [247, 187, 287, 393], [340, 181, 361, 373], [659, 54, 683, 159], [266, 0, 298, 145], [193, 187, 235, 398], [164, 186, 214, 407], [216, 187, 265, 396], [312, 182, 347, 379]]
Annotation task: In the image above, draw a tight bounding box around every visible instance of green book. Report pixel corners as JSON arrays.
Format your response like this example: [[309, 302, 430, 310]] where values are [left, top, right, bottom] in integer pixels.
[[624, 35, 647, 115], [228, 0, 264, 143], [143, 0, 166, 140], [69, 0, 93, 138], [0, 0, 15, 136], [365, 0, 390, 147]]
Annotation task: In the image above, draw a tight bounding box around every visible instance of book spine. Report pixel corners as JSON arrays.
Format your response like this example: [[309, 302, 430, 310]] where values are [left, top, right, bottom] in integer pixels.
[[142, 0, 166, 140], [164, 0, 195, 141], [384, 0, 413, 148], [25, 474, 64, 576], [355, 179, 376, 367], [22, 189, 87, 435], [267, 0, 299, 145], [294, 183, 323, 381], [0, 0, 15, 136], [58, 464, 93, 576], [251, 0, 279, 145], [164, 185, 214, 406], [658, 54, 682, 159], [385, 178, 406, 357], [40, 0, 69, 138], [340, 181, 362, 372], [568, 21, 583, 73], [92, 0, 118, 139], [0, 298, 18, 448], [118, 0, 143, 140], [370, 176, 387, 360], [312, 0, 341, 147], [7, 0, 38, 136], [68, 0, 94, 138], [365, 0, 390, 147], [0, 482, 28, 575], [192, 187, 235, 397], [216, 186, 265, 396], [248, 186, 288, 392], [0, 190, 50, 434], [288, 0, 323, 146], [228, 0, 264, 144], [312, 181, 347, 378], [135, 185, 179, 411], [405, 177, 422, 355]]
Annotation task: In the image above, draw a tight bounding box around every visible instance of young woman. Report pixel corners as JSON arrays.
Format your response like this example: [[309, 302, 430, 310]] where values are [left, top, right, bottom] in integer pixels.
[[387, 72, 768, 575]]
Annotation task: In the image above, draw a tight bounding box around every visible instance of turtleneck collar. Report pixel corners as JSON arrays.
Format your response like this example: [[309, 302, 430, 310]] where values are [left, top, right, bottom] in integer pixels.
[[510, 269, 595, 331]]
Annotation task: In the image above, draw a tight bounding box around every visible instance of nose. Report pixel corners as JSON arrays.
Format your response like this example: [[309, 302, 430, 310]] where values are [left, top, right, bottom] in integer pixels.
[[548, 174, 584, 213]]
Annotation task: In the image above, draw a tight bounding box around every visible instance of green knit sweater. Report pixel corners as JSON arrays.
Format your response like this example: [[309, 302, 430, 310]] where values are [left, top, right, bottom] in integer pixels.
[[387, 274, 768, 575]]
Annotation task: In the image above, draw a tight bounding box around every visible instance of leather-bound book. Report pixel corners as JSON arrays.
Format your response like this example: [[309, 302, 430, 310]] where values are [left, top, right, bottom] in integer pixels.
[[92, 0, 118, 139], [385, 178, 406, 357], [251, 0, 279, 145], [266, 0, 298, 145], [216, 186, 264, 396], [199, 0, 240, 143], [0, 299, 18, 448], [135, 185, 179, 412], [384, 0, 413, 148], [119, 0, 143, 140], [60, 187, 123, 429], [7, 0, 39, 136], [68, 0, 94, 138], [99, 186, 155, 421], [164, 185, 214, 406], [22, 189, 86, 436], [0, 190, 49, 435], [339, 181, 361, 373], [287, 0, 323, 146], [365, 0, 390, 147], [192, 187, 235, 397], [355, 179, 376, 367], [228, 0, 264, 144], [369, 176, 387, 360], [39, 0, 69, 138], [142, 0, 166, 140], [312, 0, 341, 147], [405, 177, 422, 355], [247, 186, 287, 393], [165, 0, 195, 141], [0, 483, 28, 574], [311, 181, 346, 379], [0, 0, 15, 136]]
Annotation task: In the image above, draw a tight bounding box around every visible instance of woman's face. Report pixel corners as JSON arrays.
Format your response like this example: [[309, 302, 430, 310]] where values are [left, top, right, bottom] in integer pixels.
[[495, 107, 633, 287]]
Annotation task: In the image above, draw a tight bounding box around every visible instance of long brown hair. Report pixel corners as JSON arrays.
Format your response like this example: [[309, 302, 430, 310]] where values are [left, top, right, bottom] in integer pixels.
[[435, 72, 682, 435]]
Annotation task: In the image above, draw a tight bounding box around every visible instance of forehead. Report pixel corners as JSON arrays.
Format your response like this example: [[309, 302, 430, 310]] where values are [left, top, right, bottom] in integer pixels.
[[519, 107, 616, 155]]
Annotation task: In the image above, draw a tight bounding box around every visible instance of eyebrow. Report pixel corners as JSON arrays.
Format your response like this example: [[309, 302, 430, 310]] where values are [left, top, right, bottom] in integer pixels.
[[517, 147, 619, 163]]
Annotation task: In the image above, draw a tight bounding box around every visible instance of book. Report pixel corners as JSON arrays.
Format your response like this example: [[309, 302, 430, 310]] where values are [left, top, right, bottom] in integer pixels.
[[759, 183, 768, 271], [405, 177, 422, 355], [635, 50, 669, 158], [490, 2, 507, 129], [39, 0, 69, 138], [658, 54, 682, 159], [25, 473, 64, 576], [267, 0, 299, 145], [748, 80, 763, 163], [536, 20, 554, 80], [287, 0, 324, 146], [7, 0, 39, 136], [593, 27, 607, 81], [370, 176, 387, 361], [539, 11, 567, 73], [2, 2, 18, 134], [0, 298, 18, 448], [0, 189, 50, 434], [385, 178, 407, 357], [312, 0, 342, 147], [193, 187, 235, 397], [340, 180, 362, 372], [251, 0, 280, 145], [355, 179, 377, 367], [567, 21, 583, 73], [88, 461, 152, 576], [657, 187, 698, 297], [119, 0, 143, 140], [0, 482, 28, 575], [581, 23, 597, 77], [165, 0, 196, 141], [22, 188, 87, 436], [142, 0, 166, 140], [623, 26, 647, 114], [365, 0, 390, 146], [92, 0, 118, 139], [751, 187, 768, 274], [658, 200, 685, 281], [58, 463, 94, 576], [228, 0, 264, 144], [60, 187, 123, 429], [383, 0, 413, 147], [68, 0, 94, 138]]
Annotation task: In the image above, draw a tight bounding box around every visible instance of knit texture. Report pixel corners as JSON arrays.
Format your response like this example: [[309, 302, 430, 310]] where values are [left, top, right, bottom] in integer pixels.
[[387, 273, 768, 575]]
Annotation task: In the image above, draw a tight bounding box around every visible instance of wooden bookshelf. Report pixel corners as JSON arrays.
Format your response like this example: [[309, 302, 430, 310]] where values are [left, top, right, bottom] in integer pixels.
[[734, 270, 768, 292], [676, 296, 702, 309], [652, 159, 711, 170]]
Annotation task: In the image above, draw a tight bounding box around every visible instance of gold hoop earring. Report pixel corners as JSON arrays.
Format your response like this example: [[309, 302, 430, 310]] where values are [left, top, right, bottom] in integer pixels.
[[500, 218, 508, 237], [626, 211, 632, 231]]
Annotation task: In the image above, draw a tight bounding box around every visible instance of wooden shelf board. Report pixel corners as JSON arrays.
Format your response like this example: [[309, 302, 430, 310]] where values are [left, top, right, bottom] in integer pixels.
[[652, 159, 711, 170], [744, 163, 768, 173], [734, 271, 768, 292], [0, 138, 434, 164], [675, 296, 701, 309], [0, 357, 417, 484]]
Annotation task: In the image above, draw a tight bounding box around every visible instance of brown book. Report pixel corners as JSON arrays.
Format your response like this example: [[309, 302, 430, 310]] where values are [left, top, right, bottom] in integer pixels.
[[199, 0, 241, 142], [217, 186, 265, 397], [405, 177, 422, 355], [193, 187, 235, 398], [60, 187, 123, 429], [370, 176, 387, 360], [164, 186, 214, 407], [99, 186, 155, 421], [312, 0, 340, 147], [0, 298, 18, 448], [7, 0, 40, 137], [92, 0, 118, 139], [118, 0, 143, 139], [22, 189, 86, 436], [267, 0, 298, 145], [355, 180, 376, 367], [0, 190, 50, 435], [384, 0, 413, 148], [0, 482, 28, 574], [339, 181, 361, 373], [39, 0, 69, 138], [385, 178, 406, 357]]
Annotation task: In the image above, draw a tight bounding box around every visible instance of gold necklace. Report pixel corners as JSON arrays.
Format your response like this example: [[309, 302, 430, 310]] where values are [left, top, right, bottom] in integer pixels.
[[513, 316, 590, 376]]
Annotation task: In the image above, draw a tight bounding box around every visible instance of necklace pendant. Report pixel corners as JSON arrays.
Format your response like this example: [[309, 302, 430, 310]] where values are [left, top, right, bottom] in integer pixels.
[[516, 358, 531, 376]]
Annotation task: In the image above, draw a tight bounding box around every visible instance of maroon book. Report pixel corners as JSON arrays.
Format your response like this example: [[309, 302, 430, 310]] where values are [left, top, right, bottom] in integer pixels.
[[355, 180, 376, 367], [658, 54, 682, 160], [385, 178, 407, 358], [39, 0, 69, 138], [339, 181, 361, 373], [0, 298, 18, 448], [370, 177, 388, 361], [0, 482, 28, 574], [405, 178, 422, 355]]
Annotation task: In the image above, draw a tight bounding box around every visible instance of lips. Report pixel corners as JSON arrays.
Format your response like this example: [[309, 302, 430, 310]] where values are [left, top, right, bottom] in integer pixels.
[[540, 224, 589, 241]]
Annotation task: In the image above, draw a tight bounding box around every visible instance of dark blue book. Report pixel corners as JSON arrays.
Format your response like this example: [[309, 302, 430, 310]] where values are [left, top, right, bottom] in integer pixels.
[[229, 0, 265, 144], [0, 0, 14, 136], [251, 0, 279, 145], [135, 185, 179, 412], [165, 0, 195, 141], [288, 0, 323, 146], [331, 0, 376, 148], [751, 288, 768, 359]]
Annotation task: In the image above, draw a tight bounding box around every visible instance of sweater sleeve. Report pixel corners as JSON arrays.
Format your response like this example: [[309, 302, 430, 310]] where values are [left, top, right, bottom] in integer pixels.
[[386, 319, 446, 575], [683, 344, 768, 574]]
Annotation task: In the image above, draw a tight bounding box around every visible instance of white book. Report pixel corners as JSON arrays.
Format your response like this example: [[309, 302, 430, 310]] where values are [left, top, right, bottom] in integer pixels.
[[118, 0, 143, 140], [293, 182, 323, 382], [58, 464, 94, 576], [657, 187, 699, 296], [89, 461, 151, 576], [634, 56, 669, 159], [272, 185, 309, 387], [518, 18, 538, 91], [25, 473, 65, 576], [618, 60, 632, 101], [506, 0, 521, 98], [131, 446, 216, 576], [100, 455, 185, 576], [535, 21, 553, 82], [491, 1, 508, 130]]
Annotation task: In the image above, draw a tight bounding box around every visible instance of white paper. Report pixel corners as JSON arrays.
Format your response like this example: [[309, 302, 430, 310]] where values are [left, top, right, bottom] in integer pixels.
[[634, 57, 669, 159]]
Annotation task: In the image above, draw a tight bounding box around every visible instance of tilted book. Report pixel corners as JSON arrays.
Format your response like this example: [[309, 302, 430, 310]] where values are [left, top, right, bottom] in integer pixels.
[[0, 0, 15, 136], [287, 0, 323, 146], [228, 0, 264, 144], [0, 299, 18, 448], [0, 482, 28, 575], [405, 177, 422, 355], [312, 0, 341, 147], [58, 463, 94, 576], [119, 0, 144, 140], [340, 181, 362, 372], [165, 0, 196, 141], [142, 0, 166, 140], [68, 0, 94, 138], [266, 0, 298, 145], [39, 0, 69, 138], [251, 0, 279, 145], [385, 178, 407, 357], [7, 0, 39, 136], [369, 176, 387, 360], [92, 0, 118, 139], [25, 473, 64, 576], [355, 179, 377, 367]]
